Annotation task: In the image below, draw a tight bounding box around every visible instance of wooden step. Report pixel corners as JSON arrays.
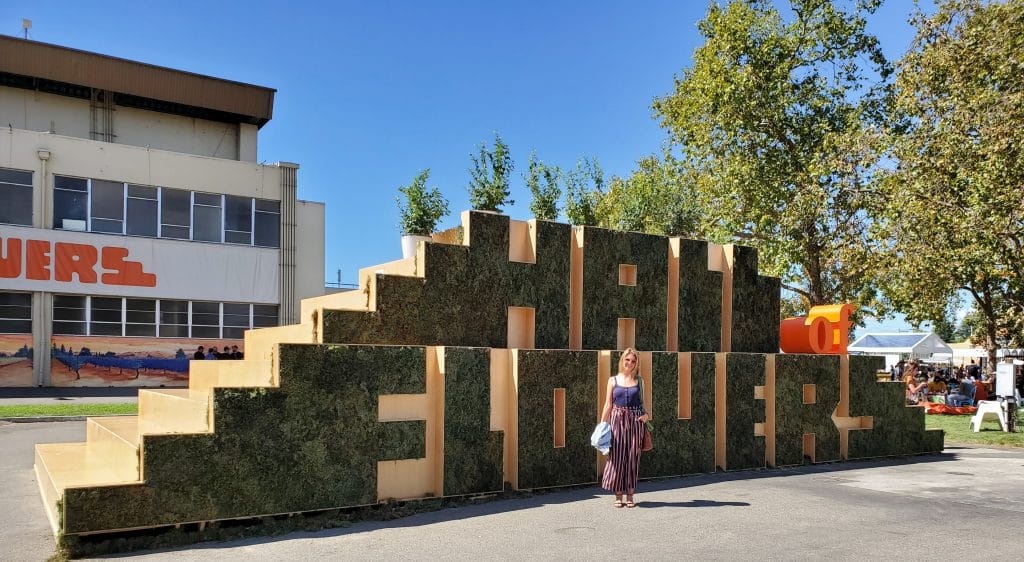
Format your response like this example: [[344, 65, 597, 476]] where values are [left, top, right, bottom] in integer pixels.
[[137, 389, 211, 435], [86, 416, 141, 481], [189, 359, 275, 390], [34, 442, 142, 536], [244, 322, 315, 362]]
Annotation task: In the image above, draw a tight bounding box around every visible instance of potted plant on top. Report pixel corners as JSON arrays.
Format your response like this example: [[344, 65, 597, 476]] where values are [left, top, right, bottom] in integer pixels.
[[467, 132, 514, 212], [397, 169, 449, 258]]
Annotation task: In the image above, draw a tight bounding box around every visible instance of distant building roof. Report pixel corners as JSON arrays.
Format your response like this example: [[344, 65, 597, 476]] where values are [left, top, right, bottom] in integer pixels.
[[0, 35, 274, 127], [848, 332, 953, 358]]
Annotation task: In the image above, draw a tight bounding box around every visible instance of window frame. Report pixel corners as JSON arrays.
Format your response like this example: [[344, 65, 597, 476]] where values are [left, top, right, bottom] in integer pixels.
[[0, 167, 34, 227]]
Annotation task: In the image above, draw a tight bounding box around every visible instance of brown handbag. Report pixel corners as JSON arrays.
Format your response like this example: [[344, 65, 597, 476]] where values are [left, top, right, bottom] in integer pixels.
[[639, 375, 653, 452]]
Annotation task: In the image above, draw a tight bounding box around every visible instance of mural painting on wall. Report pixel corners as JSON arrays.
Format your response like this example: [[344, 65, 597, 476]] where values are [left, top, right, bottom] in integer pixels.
[[0, 334, 34, 387], [50, 336, 243, 387], [39, 211, 943, 554]]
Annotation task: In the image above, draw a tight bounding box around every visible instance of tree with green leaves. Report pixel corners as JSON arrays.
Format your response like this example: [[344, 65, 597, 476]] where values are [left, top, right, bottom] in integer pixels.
[[652, 0, 892, 317], [877, 0, 1024, 370], [524, 151, 562, 220], [397, 169, 449, 236], [563, 157, 604, 226], [467, 132, 514, 212], [599, 155, 700, 236]]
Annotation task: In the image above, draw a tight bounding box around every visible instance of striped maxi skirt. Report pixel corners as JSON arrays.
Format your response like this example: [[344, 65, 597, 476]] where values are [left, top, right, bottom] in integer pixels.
[[601, 405, 644, 492]]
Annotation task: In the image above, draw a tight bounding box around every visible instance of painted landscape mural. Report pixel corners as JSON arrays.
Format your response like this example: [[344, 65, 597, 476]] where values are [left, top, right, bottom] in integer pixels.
[[0, 334, 34, 387], [50, 336, 243, 387]]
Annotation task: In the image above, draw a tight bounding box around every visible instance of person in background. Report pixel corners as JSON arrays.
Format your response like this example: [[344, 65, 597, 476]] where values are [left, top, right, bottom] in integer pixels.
[[926, 375, 947, 402], [948, 377, 976, 406], [904, 362, 926, 404], [205, 346, 219, 360], [193, 346, 205, 360], [231, 345, 243, 360]]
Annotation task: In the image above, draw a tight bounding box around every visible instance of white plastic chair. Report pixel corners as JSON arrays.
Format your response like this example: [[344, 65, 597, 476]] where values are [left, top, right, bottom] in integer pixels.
[[971, 400, 1008, 432]]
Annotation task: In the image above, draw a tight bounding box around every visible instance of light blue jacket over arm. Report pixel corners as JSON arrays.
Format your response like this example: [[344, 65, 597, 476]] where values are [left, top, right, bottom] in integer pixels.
[[590, 422, 612, 455]]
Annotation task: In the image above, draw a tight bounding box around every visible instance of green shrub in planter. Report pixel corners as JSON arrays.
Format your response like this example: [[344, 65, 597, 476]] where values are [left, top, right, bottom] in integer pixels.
[[398, 169, 449, 236], [467, 133, 514, 212]]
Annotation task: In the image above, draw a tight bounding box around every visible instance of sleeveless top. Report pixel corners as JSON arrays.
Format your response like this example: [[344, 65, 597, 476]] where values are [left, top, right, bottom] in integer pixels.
[[611, 375, 643, 408]]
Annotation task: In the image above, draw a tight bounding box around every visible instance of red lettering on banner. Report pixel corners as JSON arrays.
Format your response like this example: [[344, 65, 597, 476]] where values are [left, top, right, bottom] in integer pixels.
[[26, 240, 51, 280], [101, 247, 156, 287], [0, 237, 22, 278], [0, 236, 158, 287], [55, 243, 98, 283]]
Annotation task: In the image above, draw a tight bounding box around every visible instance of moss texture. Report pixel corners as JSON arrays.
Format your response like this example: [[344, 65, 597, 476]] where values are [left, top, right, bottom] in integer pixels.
[[677, 239, 723, 352], [729, 245, 781, 353], [580, 227, 669, 351], [442, 347, 504, 496], [62, 344, 428, 535], [640, 352, 716, 477], [516, 350, 598, 489], [773, 354, 840, 467], [724, 353, 766, 471], [322, 212, 571, 349], [847, 355, 944, 459]]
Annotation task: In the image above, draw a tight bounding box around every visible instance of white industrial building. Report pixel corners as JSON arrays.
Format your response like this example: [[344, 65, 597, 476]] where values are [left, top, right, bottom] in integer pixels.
[[0, 36, 324, 387]]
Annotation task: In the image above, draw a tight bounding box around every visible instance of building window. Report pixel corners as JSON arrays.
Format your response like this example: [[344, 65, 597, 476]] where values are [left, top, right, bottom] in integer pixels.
[[90, 180, 125, 234], [126, 185, 158, 237], [125, 298, 156, 337], [193, 193, 222, 243], [160, 188, 191, 240], [52, 296, 276, 338], [222, 302, 250, 338], [51, 175, 282, 248], [53, 176, 88, 231], [254, 199, 281, 248], [190, 301, 220, 338], [0, 292, 32, 334], [0, 168, 33, 227], [253, 304, 278, 328], [53, 295, 87, 335], [89, 296, 123, 336], [224, 196, 253, 245], [159, 300, 189, 337]]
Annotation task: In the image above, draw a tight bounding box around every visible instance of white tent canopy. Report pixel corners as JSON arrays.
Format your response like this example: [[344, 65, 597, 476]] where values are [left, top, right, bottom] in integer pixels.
[[848, 332, 953, 365]]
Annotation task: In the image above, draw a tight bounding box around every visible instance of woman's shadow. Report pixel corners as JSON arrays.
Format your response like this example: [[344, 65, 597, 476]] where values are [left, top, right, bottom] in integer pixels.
[[638, 499, 750, 508]]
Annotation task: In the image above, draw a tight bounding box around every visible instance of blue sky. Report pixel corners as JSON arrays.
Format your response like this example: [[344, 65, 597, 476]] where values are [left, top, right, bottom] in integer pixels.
[[2, 1, 933, 332]]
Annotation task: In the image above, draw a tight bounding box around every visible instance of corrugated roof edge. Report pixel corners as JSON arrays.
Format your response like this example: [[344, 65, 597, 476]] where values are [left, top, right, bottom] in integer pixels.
[[0, 35, 275, 124]]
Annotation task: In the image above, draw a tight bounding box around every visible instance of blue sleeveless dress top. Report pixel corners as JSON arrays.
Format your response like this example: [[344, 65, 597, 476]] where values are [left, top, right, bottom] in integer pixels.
[[611, 377, 643, 408]]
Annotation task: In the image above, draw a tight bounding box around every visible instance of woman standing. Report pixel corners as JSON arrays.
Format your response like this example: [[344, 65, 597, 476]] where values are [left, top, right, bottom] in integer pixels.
[[600, 347, 650, 508]]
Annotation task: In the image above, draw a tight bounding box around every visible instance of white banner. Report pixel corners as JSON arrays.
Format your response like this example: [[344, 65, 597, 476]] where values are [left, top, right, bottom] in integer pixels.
[[0, 224, 279, 303]]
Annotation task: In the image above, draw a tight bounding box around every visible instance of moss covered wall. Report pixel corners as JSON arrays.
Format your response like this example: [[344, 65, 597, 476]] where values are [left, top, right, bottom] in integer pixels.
[[847, 355, 943, 459], [322, 212, 571, 349], [442, 347, 504, 496], [724, 353, 766, 471], [773, 354, 840, 467], [580, 227, 668, 351], [677, 239, 723, 352], [640, 352, 716, 477], [515, 350, 598, 489], [63, 344, 428, 535], [729, 246, 780, 353]]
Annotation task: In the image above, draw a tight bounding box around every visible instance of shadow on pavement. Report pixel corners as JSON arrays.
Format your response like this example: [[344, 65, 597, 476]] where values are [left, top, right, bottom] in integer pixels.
[[638, 499, 750, 508], [99, 451, 965, 557]]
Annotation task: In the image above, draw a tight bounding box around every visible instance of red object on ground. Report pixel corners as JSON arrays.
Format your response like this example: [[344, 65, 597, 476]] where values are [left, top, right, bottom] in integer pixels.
[[924, 403, 977, 415]]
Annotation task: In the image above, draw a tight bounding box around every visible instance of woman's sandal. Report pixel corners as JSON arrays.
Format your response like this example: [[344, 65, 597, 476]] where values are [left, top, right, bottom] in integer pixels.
[[626, 498, 636, 508], [614, 497, 624, 508]]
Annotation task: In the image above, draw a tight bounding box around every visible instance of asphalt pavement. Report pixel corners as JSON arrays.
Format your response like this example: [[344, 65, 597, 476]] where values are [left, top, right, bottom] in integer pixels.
[[2, 420, 1023, 561], [0, 387, 139, 406]]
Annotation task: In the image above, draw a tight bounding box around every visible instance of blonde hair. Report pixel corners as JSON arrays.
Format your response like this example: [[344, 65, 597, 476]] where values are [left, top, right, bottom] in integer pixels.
[[618, 348, 639, 375]]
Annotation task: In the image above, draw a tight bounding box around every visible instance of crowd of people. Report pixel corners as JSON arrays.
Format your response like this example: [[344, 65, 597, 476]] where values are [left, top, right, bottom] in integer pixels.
[[893, 360, 991, 406], [191, 345, 243, 360]]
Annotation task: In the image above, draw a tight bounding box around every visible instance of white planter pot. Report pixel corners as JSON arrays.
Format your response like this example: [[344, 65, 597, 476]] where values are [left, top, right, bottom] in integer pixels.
[[401, 234, 432, 259]]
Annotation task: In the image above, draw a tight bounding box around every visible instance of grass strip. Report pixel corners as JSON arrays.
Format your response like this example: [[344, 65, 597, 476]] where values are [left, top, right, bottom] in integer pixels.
[[0, 403, 138, 418], [926, 412, 1023, 448]]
